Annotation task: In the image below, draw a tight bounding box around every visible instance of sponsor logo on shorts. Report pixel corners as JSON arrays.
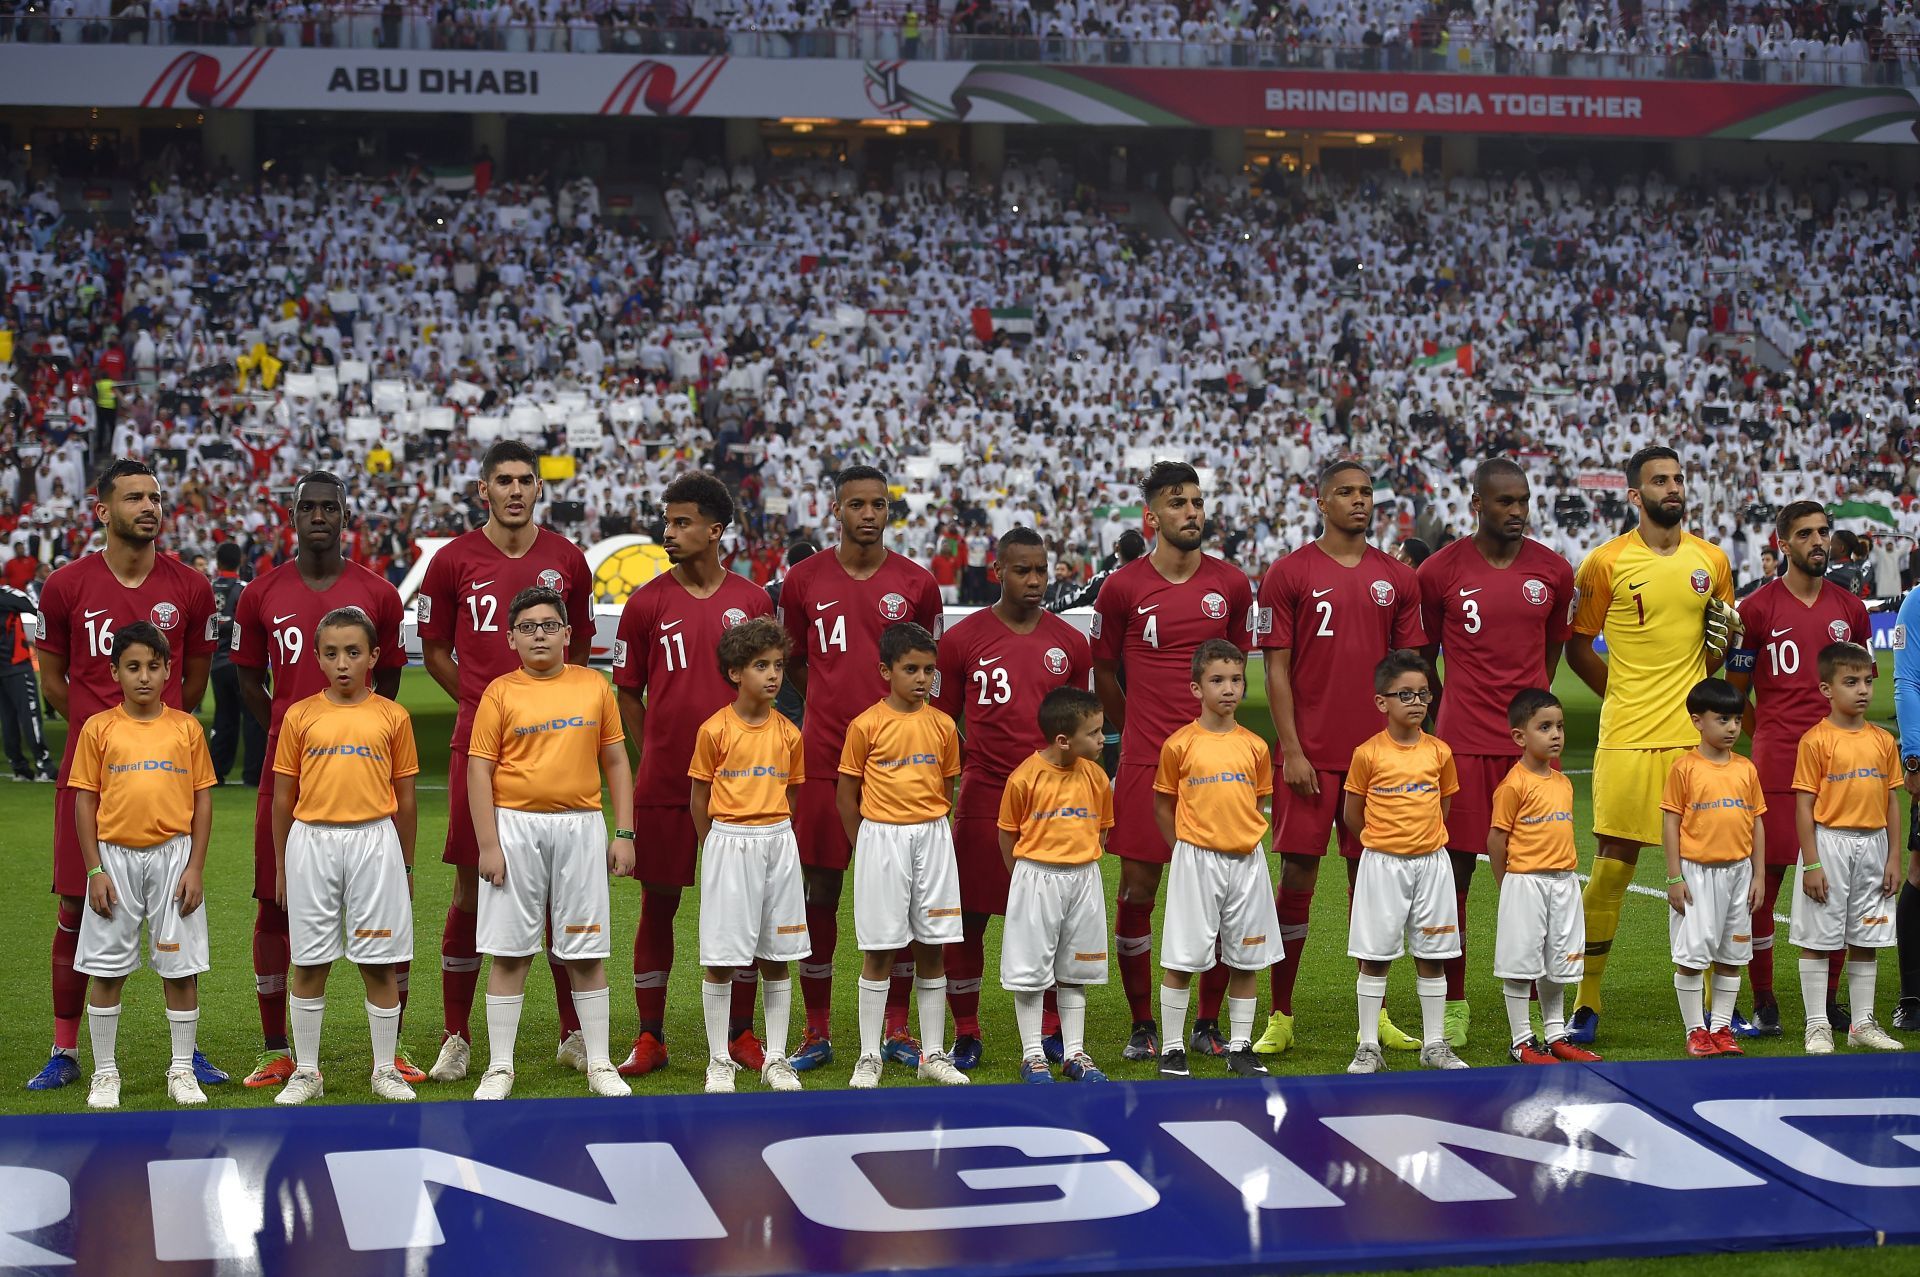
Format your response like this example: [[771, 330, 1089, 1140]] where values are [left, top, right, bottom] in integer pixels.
[[108, 759, 189, 774], [1733, 934, 1750, 943], [151, 601, 180, 631], [305, 744, 387, 761], [1201, 591, 1227, 620], [1690, 569, 1711, 594], [1044, 646, 1070, 675], [1861, 913, 1891, 926], [1829, 619, 1850, 642], [1417, 924, 1459, 936], [926, 907, 962, 918], [563, 924, 602, 935], [1073, 950, 1107, 962], [1522, 578, 1549, 605], [1369, 580, 1396, 607], [512, 716, 598, 737], [1240, 935, 1267, 946], [776, 924, 809, 935], [353, 929, 393, 939], [539, 570, 563, 591], [156, 942, 180, 952], [878, 592, 909, 621]]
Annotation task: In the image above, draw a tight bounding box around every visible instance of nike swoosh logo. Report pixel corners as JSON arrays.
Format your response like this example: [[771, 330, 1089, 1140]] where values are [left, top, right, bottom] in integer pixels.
[[1459, 588, 1481, 597], [1136, 605, 1158, 614], [1310, 588, 1333, 599], [84, 608, 109, 619], [470, 580, 495, 591], [272, 614, 297, 625], [660, 620, 683, 631], [1628, 580, 1649, 590], [815, 601, 838, 612], [1771, 627, 1792, 637], [978, 656, 1002, 666]]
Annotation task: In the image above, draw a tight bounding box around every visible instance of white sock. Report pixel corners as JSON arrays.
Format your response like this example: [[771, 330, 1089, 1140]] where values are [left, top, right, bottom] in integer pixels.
[[1356, 974, 1387, 1047], [1014, 990, 1045, 1059], [166, 1008, 198, 1071], [87, 1004, 121, 1074], [291, 995, 326, 1072], [485, 993, 524, 1072], [1800, 956, 1830, 1027], [763, 978, 792, 1061], [1416, 975, 1447, 1046], [1226, 994, 1255, 1051], [1675, 970, 1706, 1031], [1057, 985, 1087, 1059], [1539, 978, 1568, 1043], [857, 976, 888, 1060], [1159, 982, 1191, 1052], [916, 976, 948, 1057], [367, 1000, 400, 1071], [1503, 978, 1534, 1048], [1710, 973, 1743, 1032], [1848, 960, 1878, 1025], [703, 979, 731, 1063], [572, 986, 611, 1068]]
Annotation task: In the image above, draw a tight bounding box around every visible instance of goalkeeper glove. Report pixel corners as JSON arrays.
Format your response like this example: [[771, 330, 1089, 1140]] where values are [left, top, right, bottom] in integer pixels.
[[1703, 596, 1742, 661]]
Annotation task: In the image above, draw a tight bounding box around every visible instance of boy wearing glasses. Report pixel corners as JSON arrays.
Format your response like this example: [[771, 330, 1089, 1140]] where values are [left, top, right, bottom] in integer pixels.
[[1344, 650, 1465, 1074], [466, 588, 637, 1100]]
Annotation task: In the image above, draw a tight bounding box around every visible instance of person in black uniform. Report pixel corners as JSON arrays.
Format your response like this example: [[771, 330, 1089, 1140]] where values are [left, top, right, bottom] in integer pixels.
[[0, 581, 53, 781], [207, 541, 266, 784]]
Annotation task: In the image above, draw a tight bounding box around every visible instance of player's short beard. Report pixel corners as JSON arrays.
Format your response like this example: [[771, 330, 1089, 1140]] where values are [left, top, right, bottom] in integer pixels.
[[1161, 526, 1204, 552], [109, 514, 158, 546], [1639, 498, 1686, 529], [1788, 549, 1827, 578]]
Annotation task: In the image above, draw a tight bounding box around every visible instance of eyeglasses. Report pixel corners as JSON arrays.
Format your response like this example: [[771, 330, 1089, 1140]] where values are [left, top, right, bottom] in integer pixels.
[[512, 621, 566, 636], [1386, 688, 1434, 705]]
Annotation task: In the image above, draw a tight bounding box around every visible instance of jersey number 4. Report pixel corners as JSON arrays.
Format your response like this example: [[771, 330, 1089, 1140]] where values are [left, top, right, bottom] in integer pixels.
[[814, 615, 846, 653]]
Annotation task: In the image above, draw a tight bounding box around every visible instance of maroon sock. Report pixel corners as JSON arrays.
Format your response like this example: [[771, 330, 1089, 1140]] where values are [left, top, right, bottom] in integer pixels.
[[885, 949, 915, 1035], [1444, 885, 1471, 1001], [548, 922, 580, 1038], [728, 968, 759, 1038], [1828, 947, 1847, 1002], [947, 913, 987, 1038], [1041, 986, 1061, 1037], [440, 905, 480, 1041], [801, 901, 838, 1037], [1116, 893, 1155, 1023], [52, 901, 85, 1052], [1270, 886, 1313, 1016], [632, 888, 679, 1034], [394, 962, 411, 1035], [253, 901, 291, 1050], [1195, 951, 1229, 1022], [1751, 865, 1786, 1002]]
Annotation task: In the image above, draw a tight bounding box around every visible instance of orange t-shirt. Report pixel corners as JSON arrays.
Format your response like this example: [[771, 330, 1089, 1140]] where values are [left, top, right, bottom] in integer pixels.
[[1344, 731, 1458, 856], [67, 706, 216, 849], [839, 700, 962, 824], [1792, 718, 1900, 830], [468, 667, 624, 813], [1153, 721, 1274, 855], [1661, 750, 1766, 864], [690, 705, 807, 826], [1488, 763, 1576, 874], [998, 752, 1113, 866], [274, 693, 420, 824]]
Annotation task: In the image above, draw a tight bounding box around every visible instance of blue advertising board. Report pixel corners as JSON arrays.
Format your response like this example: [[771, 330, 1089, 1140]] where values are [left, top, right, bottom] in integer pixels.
[[0, 1057, 1912, 1275]]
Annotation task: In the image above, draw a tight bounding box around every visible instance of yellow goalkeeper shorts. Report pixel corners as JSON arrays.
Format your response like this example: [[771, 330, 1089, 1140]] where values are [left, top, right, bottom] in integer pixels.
[[1590, 746, 1690, 848]]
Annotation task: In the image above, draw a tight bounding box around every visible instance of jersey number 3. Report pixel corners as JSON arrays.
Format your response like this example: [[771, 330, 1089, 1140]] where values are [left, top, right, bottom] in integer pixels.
[[972, 667, 1011, 705]]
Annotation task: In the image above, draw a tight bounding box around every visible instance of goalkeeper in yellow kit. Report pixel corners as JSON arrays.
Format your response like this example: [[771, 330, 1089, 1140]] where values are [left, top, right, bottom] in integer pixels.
[[1564, 445, 1739, 1044]]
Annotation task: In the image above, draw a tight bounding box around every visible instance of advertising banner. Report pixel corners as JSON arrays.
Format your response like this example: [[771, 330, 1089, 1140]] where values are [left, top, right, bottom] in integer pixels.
[[1, 45, 1916, 142]]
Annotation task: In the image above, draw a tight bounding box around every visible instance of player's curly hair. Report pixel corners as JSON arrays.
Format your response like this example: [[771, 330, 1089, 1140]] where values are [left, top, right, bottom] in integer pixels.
[[663, 471, 735, 528], [718, 617, 790, 679], [1373, 648, 1430, 694], [1141, 460, 1200, 505], [110, 620, 170, 665]]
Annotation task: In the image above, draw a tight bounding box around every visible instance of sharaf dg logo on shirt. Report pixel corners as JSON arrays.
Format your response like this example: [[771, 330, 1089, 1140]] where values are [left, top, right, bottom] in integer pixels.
[[305, 744, 389, 762], [875, 753, 939, 769], [1032, 806, 1096, 820], [1688, 797, 1754, 813], [1370, 780, 1439, 796], [1824, 766, 1887, 783], [1185, 771, 1252, 787], [513, 716, 599, 738], [716, 765, 792, 781], [108, 759, 189, 775]]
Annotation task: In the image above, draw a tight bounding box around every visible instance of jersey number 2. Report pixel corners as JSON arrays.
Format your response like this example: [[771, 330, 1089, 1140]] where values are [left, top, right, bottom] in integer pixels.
[[973, 667, 1011, 705]]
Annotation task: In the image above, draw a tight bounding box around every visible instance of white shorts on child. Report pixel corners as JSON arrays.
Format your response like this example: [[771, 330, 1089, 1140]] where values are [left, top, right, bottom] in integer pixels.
[[74, 835, 209, 980], [287, 818, 413, 967], [699, 819, 810, 968], [1348, 847, 1461, 963], [478, 808, 610, 961], [1000, 859, 1109, 991], [1494, 868, 1585, 982], [1162, 839, 1283, 973], [1669, 858, 1753, 969], [1790, 825, 1896, 951], [853, 817, 962, 950]]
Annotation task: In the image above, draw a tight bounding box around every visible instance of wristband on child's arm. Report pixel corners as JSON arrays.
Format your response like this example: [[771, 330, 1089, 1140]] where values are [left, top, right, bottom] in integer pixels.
[[1802, 862, 1822, 872], [614, 828, 636, 841], [86, 866, 104, 879], [1665, 874, 1685, 885]]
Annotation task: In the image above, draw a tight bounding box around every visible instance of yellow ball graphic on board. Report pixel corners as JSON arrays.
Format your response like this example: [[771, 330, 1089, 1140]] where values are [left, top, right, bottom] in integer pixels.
[[593, 541, 671, 604]]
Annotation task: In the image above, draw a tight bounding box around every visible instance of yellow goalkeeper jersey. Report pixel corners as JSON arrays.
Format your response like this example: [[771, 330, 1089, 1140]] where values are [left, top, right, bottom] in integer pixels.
[[1573, 527, 1733, 750]]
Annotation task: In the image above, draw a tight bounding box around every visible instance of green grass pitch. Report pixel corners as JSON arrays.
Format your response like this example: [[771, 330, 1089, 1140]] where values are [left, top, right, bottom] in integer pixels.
[[0, 658, 1911, 1274]]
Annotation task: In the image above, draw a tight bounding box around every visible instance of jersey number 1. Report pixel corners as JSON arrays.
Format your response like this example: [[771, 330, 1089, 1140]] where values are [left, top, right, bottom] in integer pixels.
[[814, 615, 846, 653]]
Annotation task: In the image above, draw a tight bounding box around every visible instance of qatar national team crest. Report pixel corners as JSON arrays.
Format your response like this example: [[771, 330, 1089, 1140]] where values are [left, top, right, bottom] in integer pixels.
[[1690, 569, 1711, 595], [1522, 578, 1549, 606], [1200, 591, 1227, 620], [723, 608, 749, 630], [878, 592, 909, 621], [1044, 646, 1070, 675], [1369, 579, 1396, 607], [538, 569, 563, 591], [1829, 619, 1851, 642], [150, 601, 180, 631]]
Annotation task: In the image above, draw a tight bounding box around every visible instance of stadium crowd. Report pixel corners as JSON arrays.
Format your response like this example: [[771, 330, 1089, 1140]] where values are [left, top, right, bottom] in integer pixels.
[[0, 0, 1913, 83], [3, 147, 1920, 599]]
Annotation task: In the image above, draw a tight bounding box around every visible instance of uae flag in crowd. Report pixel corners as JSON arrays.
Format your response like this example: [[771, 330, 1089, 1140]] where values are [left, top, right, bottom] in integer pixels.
[[1414, 341, 1476, 374], [971, 306, 1034, 342]]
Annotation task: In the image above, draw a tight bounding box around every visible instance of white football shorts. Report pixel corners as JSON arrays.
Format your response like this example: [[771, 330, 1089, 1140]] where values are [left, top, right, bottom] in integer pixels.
[[1493, 868, 1585, 982], [699, 819, 810, 967], [287, 817, 413, 967], [852, 817, 962, 950], [1669, 858, 1754, 969], [479, 808, 611, 961], [1162, 839, 1283, 973], [1000, 859, 1109, 991], [1789, 825, 1896, 951], [1348, 847, 1461, 962], [74, 835, 209, 980]]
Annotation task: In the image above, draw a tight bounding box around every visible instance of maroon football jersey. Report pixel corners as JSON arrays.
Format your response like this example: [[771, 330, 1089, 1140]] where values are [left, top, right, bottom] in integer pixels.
[[1091, 554, 1256, 766], [1736, 578, 1871, 791], [37, 551, 218, 780], [613, 570, 773, 808], [1417, 537, 1575, 756], [933, 607, 1093, 808], [1257, 542, 1425, 773], [778, 548, 942, 778], [416, 526, 594, 751], [231, 560, 406, 735]]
